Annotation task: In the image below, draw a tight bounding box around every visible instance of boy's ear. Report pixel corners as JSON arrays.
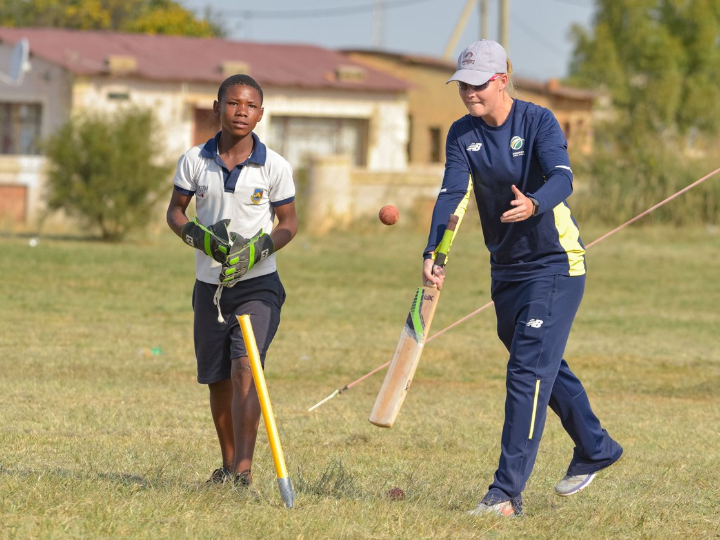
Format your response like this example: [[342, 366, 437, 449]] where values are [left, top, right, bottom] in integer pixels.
[[213, 100, 220, 115]]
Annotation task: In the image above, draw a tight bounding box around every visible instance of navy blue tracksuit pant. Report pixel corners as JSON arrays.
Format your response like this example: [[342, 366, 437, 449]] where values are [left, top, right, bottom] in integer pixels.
[[483, 274, 623, 508]]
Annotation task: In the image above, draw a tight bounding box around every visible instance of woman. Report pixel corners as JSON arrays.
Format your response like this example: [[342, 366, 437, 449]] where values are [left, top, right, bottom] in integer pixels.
[[423, 40, 622, 517]]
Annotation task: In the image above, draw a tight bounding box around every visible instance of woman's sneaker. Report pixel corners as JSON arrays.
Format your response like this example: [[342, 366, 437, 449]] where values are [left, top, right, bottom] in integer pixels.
[[467, 500, 516, 517], [554, 472, 597, 496]]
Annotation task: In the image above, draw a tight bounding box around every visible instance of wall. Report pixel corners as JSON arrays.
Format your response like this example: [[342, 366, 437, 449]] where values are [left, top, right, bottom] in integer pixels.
[[1, 62, 410, 232], [348, 53, 466, 166], [348, 52, 597, 160], [263, 87, 408, 171], [514, 83, 594, 156], [0, 46, 73, 228], [307, 154, 442, 234], [70, 77, 214, 159]]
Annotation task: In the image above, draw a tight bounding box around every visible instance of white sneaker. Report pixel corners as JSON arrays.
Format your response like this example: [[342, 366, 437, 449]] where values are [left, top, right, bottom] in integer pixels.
[[554, 472, 598, 496], [467, 500, 516, 517]]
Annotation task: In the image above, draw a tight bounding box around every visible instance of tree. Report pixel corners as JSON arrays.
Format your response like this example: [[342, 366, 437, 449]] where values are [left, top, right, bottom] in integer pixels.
[[0, 0, 224, 37], [43, 108, 174, 241], [568, 0, 720, 142], [566, 0, 720, 225]]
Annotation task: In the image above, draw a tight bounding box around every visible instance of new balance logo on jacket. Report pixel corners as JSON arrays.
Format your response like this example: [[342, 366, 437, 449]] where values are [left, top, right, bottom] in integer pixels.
[[467, 143, 482, 151]]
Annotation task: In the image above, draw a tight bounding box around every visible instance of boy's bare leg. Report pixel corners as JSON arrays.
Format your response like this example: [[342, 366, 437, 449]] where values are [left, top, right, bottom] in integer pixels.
[[231, 357, 261, 477], [208, 379, 235, 469]]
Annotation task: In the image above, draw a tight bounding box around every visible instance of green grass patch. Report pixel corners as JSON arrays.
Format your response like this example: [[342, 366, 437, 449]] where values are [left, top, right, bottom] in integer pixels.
[[1, 225, 718, 538]]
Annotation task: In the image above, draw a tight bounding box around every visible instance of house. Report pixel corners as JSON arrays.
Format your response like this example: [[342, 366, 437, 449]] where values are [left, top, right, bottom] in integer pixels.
[[0, 27, 411, 230], [345, 49, 597, 164], [0, 29, 599, 234]]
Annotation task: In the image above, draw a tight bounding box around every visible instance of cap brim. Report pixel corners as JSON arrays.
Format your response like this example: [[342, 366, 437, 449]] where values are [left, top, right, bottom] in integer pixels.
[[446, 69, 495, 85]]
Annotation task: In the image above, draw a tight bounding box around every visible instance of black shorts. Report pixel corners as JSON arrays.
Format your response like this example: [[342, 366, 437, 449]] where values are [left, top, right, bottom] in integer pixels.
[[192, 272, 286, 384]]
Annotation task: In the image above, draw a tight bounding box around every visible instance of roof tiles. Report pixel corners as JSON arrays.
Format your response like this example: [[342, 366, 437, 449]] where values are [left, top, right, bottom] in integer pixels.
[[0, 27, 409, 92]]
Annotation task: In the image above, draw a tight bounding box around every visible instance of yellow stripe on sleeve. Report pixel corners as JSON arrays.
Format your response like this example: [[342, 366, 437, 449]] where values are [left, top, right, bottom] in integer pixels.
[[552, 203, 586, 276]]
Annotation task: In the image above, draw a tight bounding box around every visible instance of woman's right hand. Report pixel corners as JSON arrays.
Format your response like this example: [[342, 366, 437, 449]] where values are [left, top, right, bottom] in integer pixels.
[[423, 258, 446, 290]]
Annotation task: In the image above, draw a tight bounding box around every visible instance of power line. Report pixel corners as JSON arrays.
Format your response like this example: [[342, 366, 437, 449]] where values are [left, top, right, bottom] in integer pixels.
[[183, 0, 438, 20], [547, 0, 594, 8], [510, 12, 566, 57]]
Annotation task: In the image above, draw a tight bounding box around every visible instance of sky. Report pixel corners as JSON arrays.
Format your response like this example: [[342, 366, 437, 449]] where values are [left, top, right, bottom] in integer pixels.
[[179, 0, 596, 81]]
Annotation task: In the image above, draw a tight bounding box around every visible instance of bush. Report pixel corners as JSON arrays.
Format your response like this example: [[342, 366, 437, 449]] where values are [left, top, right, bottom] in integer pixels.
[[571, 140, 720, 227], [44, 108, 174, 241]]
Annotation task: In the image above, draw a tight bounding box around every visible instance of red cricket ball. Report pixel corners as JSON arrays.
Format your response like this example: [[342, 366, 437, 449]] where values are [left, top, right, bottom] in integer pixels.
[[379, 205, 399, 226]]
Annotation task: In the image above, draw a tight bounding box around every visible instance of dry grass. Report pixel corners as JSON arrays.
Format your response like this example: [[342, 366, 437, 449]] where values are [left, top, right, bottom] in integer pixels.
[[1, 224, 718, 539]]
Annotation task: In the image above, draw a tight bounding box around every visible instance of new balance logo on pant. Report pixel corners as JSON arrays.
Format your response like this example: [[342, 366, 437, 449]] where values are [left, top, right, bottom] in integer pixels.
[[526, 319, 544, 328]]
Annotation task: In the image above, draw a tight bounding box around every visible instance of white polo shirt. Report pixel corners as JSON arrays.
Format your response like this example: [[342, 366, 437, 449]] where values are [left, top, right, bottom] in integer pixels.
[[173, 132, 295, 285]]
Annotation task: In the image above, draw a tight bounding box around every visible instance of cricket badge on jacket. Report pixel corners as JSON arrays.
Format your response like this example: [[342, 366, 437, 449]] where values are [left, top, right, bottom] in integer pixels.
[[510, 136, 525, 158], [251, 188, 264, 204]]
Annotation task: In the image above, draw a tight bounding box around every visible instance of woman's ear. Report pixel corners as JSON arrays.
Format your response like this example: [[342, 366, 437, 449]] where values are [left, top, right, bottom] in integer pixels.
[[498, 74, 509, 92]]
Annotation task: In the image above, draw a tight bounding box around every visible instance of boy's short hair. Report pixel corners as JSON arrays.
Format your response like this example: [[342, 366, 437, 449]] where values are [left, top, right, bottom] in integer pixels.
[[218, 74, 264, 104]]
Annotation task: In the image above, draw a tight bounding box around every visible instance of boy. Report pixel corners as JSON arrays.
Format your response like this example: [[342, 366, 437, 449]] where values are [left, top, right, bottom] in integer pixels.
[[166, 74, 298, 485]]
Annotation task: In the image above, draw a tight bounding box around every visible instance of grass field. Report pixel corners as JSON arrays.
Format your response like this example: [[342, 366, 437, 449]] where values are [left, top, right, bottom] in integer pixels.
[[1, 222, 719, 539]]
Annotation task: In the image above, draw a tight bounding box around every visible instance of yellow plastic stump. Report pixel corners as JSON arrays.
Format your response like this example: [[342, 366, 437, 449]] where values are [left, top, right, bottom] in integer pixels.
[[238, 314, 295, 508]]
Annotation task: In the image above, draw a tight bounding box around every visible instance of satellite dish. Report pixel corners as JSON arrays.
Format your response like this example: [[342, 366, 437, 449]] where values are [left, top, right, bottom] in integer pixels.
[[1, 37, 30, 86]]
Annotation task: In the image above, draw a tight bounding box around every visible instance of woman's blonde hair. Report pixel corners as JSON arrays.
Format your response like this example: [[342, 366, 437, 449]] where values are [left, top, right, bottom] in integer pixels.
[[505, 58, 516, 97]]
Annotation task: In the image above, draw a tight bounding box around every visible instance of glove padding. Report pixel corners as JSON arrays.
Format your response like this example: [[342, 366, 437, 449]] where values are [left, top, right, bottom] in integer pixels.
[[220, 229, 275, 287], [180, 218, 233, 263]]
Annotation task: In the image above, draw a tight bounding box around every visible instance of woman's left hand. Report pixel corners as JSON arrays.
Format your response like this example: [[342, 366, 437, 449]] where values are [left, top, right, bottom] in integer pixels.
[[500, 185, 534, 223]]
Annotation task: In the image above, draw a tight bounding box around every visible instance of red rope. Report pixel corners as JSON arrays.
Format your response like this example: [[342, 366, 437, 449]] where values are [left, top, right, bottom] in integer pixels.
[[309, 165, 720, 410]]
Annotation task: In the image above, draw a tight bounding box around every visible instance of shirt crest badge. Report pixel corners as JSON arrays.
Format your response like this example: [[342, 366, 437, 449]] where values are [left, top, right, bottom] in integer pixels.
[[251, 188, 264, 205]]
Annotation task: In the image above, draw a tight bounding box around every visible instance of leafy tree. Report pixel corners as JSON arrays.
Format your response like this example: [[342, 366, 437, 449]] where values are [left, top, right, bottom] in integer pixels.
[[43, 108, 174, 241], [566, 0, 720, 225], [569, 0, 720, 140], [0, 0, 224, 37]]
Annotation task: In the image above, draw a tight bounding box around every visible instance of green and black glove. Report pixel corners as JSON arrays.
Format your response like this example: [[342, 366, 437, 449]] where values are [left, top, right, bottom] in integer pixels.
[[180, 218, 233, 263], [220, 229, 275, 287]]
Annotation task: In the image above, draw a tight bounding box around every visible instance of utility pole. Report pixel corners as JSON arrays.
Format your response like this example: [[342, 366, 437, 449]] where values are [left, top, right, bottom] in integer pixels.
[[443, 0, 477, 60], [480, 0, 488, 39], [499, 0, 509, 52], [372, 0, 384, 49]]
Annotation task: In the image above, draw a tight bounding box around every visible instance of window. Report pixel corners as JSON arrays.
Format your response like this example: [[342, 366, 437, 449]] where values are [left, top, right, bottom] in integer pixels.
[[269, 116, 368, 168], [429, 127, 442, 163], [0, 103, 42, 155]]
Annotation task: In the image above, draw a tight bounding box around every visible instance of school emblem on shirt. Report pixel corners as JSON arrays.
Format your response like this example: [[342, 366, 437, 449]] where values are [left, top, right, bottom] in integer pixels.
[[251, 188, 264, 204], [197, 185, 208, 198], [510, 136, 525, 157]]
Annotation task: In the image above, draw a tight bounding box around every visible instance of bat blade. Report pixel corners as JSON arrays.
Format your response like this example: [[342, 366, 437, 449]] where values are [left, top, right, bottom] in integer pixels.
[[369, 285, 441, 428]]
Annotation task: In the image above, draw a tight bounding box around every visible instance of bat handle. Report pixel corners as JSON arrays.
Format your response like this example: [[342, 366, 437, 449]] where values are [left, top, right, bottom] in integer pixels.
[[424, 260, 445, 288]]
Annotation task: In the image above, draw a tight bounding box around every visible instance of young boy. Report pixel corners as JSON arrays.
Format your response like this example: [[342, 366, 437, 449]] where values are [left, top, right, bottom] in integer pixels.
[[166, 74, 298, 485]]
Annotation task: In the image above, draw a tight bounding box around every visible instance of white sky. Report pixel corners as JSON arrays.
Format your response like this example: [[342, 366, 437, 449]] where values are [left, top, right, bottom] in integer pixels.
[[180, 0, 595, 81]]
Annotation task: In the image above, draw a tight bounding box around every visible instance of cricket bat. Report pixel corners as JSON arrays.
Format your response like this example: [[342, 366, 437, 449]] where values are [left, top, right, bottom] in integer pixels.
[[369, 213, 461, 428]]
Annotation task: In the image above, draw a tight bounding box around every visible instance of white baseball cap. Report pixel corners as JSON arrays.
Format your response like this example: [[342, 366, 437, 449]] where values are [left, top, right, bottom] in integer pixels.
[[447, 40, 507, 86]]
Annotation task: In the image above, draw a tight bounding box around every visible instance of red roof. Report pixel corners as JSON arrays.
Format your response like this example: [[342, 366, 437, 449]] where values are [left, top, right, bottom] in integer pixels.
[[0, 27, 409, 92]]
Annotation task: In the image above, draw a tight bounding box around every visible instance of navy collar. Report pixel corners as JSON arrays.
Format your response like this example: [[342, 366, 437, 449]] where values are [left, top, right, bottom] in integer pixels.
[[200, 131, 267, 166]]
